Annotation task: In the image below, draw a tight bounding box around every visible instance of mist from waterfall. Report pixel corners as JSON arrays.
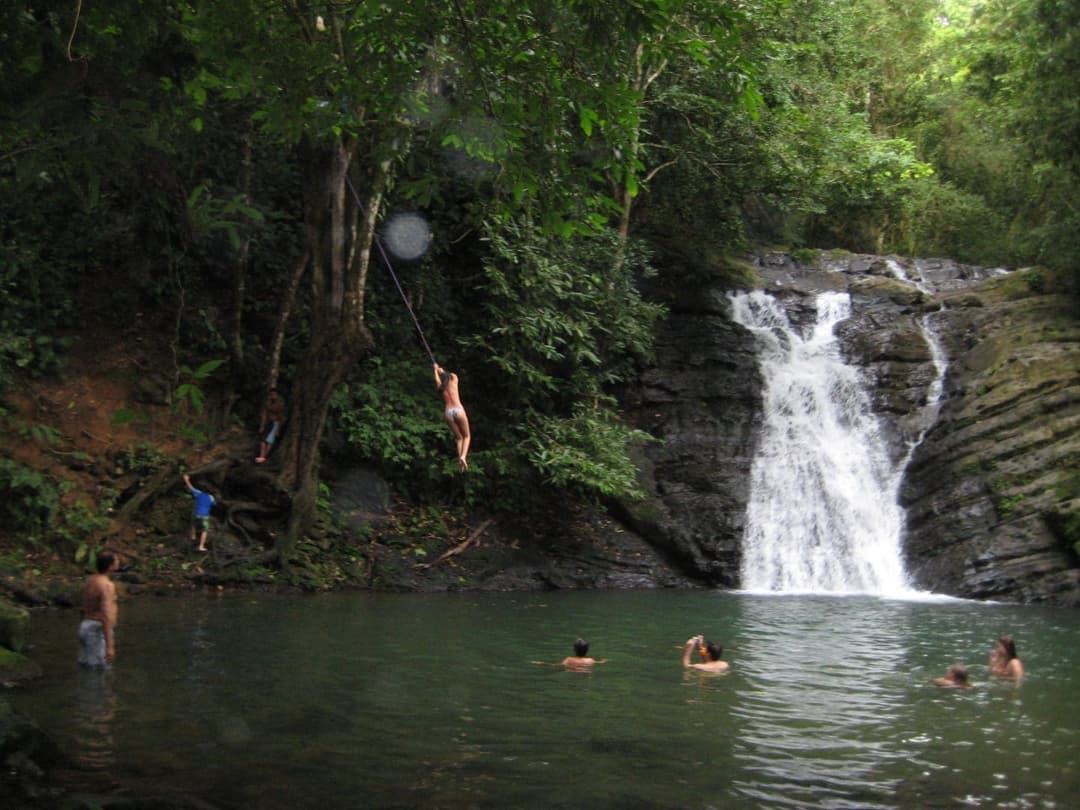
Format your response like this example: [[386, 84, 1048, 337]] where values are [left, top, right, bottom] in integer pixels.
[[731, 290, 912, 595]]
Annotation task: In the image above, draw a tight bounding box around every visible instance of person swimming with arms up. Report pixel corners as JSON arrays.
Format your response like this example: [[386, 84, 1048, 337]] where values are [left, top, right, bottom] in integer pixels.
[[682, 634, 730, 673]]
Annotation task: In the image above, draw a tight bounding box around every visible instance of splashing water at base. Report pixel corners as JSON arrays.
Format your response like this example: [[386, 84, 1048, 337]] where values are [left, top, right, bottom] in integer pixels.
[[730, 290, 912, 595]]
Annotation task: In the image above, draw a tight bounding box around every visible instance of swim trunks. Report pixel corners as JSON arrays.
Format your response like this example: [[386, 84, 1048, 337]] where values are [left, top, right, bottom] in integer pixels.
[[264, 420, 280, 445], [78, 619, 108, 668], [446, 406, 463, 420]]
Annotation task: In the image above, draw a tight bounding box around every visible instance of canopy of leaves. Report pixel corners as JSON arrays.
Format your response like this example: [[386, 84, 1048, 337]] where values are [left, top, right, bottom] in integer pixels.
[[1, 0, 1074, 538]]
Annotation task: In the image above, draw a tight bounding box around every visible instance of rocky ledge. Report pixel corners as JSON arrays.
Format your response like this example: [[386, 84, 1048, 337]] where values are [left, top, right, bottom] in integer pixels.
[[619, 251, 1079, 605]]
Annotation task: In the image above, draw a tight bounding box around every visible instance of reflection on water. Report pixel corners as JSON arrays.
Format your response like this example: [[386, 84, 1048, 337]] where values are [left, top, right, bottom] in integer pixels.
[[72, 668, 117, 778], [13, 591, 1080, 809], [732, 597, 914, 809]]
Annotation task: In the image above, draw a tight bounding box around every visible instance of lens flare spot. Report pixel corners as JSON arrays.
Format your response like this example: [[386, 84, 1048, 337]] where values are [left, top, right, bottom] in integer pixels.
[[383, 213, 432, 261]]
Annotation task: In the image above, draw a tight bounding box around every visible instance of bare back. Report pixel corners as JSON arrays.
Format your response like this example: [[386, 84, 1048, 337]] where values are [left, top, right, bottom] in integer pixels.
[[81, 573, 117, 628], [440, 373, 463, 409]]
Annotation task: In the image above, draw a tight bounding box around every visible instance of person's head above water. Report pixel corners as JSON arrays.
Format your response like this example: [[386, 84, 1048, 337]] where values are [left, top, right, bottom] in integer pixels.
[[947, 664, 969, 685], [996, 635, 1018, 660], [700, 640, 722, 662], [573, 638, 589, 657]]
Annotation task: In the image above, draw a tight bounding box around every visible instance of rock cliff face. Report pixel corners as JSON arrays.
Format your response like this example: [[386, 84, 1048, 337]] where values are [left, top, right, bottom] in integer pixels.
[[897, 263, 1080, 604], [620, 252, 1080, 605], [617, 280, 763, 588]]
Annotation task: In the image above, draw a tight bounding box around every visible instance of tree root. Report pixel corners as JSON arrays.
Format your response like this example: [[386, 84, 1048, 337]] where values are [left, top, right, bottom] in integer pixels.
[[415, 519, 494, 570]]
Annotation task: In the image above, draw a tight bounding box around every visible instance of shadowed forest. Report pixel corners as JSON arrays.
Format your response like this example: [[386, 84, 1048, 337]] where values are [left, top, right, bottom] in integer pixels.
[[2, 0, 1077, 589]]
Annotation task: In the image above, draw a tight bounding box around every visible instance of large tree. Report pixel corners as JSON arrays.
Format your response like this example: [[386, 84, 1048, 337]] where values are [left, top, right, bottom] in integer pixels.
[[177, 1, 752, 559]]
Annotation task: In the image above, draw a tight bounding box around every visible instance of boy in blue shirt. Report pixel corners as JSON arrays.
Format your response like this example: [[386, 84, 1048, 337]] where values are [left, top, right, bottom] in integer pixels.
[[183, 473, 216, 552]]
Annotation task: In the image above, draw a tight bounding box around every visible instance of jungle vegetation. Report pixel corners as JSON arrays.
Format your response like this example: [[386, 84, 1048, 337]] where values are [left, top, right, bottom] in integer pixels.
[[2, 0, 1076, 567]]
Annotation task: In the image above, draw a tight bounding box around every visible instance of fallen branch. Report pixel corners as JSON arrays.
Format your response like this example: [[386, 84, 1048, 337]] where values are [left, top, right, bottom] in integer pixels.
[[112, 465, 181, 525], [415, 519, 494, 570]]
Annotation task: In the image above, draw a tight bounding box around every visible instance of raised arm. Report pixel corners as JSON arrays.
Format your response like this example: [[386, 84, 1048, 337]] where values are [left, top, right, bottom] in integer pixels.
[[682, 635, 702, 668]]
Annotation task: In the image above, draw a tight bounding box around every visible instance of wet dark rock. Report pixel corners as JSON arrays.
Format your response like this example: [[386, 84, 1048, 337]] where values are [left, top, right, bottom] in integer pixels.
[[0, 697, 65, 807], [0, 647, 43, 683], [616, 277, 763, 588], [0, 598, 30, 652], [896, 267, 1080, 604], [371, 511, 695, 592], [616, 251, 1079, 604], [57, 795, 222, 809], [324, 465, 392, 535]]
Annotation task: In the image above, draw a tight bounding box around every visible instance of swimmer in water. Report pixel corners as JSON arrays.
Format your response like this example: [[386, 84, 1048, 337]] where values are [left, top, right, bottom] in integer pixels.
[[682, 634, 729, 673], [989, 634, 1024, 680], [931, 663, 972, 687]]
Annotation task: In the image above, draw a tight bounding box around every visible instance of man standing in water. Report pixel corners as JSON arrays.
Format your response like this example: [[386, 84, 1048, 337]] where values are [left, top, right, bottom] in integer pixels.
[[434, 363, 471, 471], [79, 551, 119, 667], [682, 634, 730, 673]]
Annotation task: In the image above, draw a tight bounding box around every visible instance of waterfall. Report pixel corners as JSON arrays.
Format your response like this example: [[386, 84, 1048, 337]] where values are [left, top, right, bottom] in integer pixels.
[[885, 259, 949, 448], [731, 290, 912, 595]]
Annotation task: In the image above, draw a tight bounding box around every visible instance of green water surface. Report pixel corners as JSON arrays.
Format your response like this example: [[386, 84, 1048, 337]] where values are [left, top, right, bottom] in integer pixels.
[[13, 590, 1079, 809]]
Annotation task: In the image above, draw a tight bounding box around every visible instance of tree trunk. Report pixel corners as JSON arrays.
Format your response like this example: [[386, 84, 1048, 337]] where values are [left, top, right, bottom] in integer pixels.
[[267, 248, 309, 392], [221, 126, 255, 427], [272, 137, 390, 565]]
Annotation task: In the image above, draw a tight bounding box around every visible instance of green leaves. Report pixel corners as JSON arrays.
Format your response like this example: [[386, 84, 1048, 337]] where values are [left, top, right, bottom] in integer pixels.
[[521, 403, 654, 499], [468, 220, 663, 405], [174, 359, 224, 415]]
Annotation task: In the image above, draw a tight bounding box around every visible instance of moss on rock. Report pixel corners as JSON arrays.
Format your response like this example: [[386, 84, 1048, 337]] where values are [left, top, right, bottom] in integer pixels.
[[0, 598, 30, 653], [0, 647, 43, 683]]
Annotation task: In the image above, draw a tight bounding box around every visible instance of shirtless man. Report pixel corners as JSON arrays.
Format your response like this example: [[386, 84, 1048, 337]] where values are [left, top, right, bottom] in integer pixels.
[[682, 634, 730, 673], [434, 363, 471, 471], [79, 551, 119, 667], [561, 638, 607, 671]]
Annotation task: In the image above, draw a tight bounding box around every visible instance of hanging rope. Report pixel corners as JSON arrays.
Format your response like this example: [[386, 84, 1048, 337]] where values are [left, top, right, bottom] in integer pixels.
[[344, 174, 437, 366]]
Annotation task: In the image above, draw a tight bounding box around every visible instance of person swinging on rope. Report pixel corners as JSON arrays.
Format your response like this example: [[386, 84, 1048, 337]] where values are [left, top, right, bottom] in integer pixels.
[[434, 362, 471, 471]]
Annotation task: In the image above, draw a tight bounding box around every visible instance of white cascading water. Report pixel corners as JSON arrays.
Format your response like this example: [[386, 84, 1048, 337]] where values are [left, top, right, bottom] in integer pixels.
[[885, 259, 948, 436], [731, 290, 912, 595]]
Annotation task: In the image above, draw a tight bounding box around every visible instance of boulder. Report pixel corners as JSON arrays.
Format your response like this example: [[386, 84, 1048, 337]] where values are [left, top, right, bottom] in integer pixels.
[[0, 648, 43, 684], [0, 598, 30, 653]]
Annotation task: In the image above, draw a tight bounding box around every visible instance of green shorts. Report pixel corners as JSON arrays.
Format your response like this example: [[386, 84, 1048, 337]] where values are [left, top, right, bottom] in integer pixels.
[[191, 515, 211, 532]]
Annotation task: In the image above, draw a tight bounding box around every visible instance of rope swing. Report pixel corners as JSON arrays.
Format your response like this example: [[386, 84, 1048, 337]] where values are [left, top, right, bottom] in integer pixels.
[[344, 174, 437, 367], [344, 174, 472, 472]]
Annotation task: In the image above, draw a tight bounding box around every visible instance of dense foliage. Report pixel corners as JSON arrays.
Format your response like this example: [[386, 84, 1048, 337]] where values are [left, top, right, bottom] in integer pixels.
[[1, 1, 1075, 558]]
